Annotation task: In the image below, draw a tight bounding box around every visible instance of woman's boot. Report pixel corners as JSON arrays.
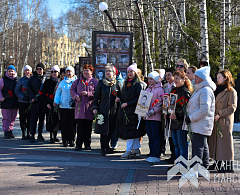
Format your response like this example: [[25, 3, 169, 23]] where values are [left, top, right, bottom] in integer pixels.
[[22, 129, 27, 140]]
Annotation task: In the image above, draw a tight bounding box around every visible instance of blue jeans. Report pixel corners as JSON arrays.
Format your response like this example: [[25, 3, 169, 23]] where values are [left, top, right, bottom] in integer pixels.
[[171, 129, 188, 161], [145, 120, 161, 158]]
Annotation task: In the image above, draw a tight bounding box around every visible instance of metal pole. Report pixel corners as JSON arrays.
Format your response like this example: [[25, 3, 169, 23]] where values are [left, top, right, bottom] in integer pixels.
[[133, 0, 146, 76], [104, 10, 118, 32], [85, 47, 91, 58]]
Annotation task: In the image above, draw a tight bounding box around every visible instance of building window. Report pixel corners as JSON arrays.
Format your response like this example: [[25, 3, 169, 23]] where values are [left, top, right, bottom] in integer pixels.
[[60, 61, 62, 66]]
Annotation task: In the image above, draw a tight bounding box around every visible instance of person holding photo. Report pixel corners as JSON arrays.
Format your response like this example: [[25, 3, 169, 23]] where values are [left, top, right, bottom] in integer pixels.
[[116, 63, 146, 159], [169, 71, 192, 164], [144, 71, 164, 163]]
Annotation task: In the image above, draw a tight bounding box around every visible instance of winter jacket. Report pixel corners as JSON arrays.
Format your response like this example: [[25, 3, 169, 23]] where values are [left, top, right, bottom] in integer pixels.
[[0, 73, 18, 109], [70, 76, 98, 120], [145, 83, 164, 121], [15, 75, 30, 104], [42, 78, 60, 132], [27, 72, 47, 111], [170, 85, 191, 130], [93, 78, 122, 135], [209, 87, 237, 161], [54, 76, 77, 109], [116, 77, 146, 139], [187, 79, 216, 136]]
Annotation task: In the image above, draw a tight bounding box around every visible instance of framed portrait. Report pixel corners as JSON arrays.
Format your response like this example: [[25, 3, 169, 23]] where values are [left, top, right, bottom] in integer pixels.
[[135, 90, 153, 116], [75, 57, 92, 78], [168, 93, 178, 115], [96, 69, 105, 80], [162, 94, 170, 115], [92, 31, 133, 78]]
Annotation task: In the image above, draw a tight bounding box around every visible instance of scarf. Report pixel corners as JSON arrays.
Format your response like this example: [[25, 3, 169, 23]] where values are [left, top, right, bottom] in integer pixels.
[[102, 78, 116, 86], [52, 77, 59, 83], [214, 84, 227, 98]]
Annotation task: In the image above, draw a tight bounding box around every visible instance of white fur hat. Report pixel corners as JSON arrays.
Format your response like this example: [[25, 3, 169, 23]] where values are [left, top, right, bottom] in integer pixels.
[[148, 71, 160, 83], [51, 65, 60, 72], [23, 65, 32, 72], [195, 66, 210, 80], [66, 66, 75, 75]]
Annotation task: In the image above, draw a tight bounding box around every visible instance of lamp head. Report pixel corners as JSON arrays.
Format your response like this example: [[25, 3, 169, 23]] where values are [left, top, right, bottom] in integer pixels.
[[99, 2, 108, 11], [82, 43, 86, 48], [77, 55, 80, 58]]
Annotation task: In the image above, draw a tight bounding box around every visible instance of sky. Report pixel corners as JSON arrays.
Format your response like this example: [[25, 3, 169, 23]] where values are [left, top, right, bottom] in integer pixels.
[[48, 0, 69, 19]]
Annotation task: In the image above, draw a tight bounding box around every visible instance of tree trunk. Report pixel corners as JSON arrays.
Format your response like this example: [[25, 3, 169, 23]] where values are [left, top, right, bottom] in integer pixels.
[[220, 0, 225, 69]]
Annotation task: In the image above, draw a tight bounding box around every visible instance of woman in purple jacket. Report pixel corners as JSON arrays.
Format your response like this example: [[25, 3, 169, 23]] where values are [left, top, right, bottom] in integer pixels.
[[70, 65, 98, 151]]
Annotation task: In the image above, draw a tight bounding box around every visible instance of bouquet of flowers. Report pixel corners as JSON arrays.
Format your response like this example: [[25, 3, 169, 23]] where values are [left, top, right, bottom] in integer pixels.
[[25, 90, 42, 113], [112, 91, 129, 124], [216, 120, 223, 138], [96, 114, 104, 125], [0, 90, 13, 106], [176, 96, 193, 140]]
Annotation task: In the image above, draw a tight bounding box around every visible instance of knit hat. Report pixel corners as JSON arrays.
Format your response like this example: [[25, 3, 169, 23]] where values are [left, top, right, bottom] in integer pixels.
[[195, 66, 210, 80], [127, 63, 138, 73], [148, 71, 160, 83], [51, 65, 60, 73], [23, 65, 32, 72], [7, 65, 16, 72], [114, 66, 118, 75], [66, 66, 75, 75], [36, 63, 44, 70]]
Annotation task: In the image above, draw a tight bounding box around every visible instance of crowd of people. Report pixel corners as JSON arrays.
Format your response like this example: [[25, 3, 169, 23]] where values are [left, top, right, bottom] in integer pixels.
[[0, 59, 237, 174]]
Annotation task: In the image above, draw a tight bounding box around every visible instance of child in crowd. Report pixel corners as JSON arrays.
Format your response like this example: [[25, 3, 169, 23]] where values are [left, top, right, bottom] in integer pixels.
[[144, 71, 164, 163]]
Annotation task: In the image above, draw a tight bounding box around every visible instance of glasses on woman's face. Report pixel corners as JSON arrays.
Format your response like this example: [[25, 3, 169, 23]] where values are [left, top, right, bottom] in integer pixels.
[[105, 70, 113, 73], [51, 71, 58, 73], [176, 64, 184, 68], [36, 68, 43, 71]]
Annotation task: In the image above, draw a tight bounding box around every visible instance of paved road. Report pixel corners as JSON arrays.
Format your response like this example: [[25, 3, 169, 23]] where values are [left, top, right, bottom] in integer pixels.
[[1, 114, 240, 194]]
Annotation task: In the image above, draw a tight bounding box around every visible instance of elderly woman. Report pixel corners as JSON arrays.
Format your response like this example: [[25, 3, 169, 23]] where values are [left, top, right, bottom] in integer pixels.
[[93, 65, 122, 156], [15, 65, 32, 140], [116, 63, 146, 159], [70, 65, 98, 151], [42, 65, 61, 143], [209, 69, 237, 172], [186, 67, 216, 175], [0, 65, 18, 139], [54, 66, 77, 147]]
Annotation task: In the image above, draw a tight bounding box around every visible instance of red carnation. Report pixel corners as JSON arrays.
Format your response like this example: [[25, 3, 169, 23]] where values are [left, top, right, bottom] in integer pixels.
[[154, 99, 160, 104], [85, 82, 88, 86], [112, 91, 117, 96], [22, 88, 26, 91], [152, 103, 155, 107], [176, 99, 181, 104], [49, 94, 54, 99], [9, 94, 13, 97], [46, 93, 49, 97], [81, 79, 84, 83], [38, 90, 43, 95], [185, 99, 189, 103], [180, 102, 185, 106], [8, 90, 12, 94]]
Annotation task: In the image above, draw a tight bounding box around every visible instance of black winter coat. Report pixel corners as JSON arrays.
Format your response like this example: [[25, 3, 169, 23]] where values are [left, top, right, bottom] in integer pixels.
[[1, 75, 18, 109], [170, 85, 191, 130], [42, 78, 59, 132], [116, 78, 146, 139], [27, 72, 46, 111], [93, 79, 122, 136]]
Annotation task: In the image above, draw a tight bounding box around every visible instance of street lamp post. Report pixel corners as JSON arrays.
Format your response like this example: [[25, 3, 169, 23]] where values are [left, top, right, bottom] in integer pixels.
[[133, 0, 146, 76], [82, 43, 91, 58], [99, 2, 118, 32], [1, 53, 5, 76]]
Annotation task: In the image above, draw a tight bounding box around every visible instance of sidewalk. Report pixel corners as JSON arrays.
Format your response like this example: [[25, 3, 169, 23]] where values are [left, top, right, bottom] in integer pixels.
[[1, 114, 240, 194]]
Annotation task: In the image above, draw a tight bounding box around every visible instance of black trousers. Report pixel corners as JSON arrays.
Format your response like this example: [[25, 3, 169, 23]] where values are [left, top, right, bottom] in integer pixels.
[[18, 102, 31, 133], [59, 108, 76, 142], [100, 134, 112, 149], [169, 137, 175, 159], [159, 121, 166, 154], [76, 119, 92, 147], [30, 106, 45, 136]]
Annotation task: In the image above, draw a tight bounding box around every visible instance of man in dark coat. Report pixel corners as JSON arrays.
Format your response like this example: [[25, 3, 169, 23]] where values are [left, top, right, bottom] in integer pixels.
[[27, 63, 46, 143]]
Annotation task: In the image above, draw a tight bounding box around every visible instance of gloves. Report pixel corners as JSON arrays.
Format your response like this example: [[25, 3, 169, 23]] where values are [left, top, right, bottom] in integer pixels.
[[185, 116, 191, 125]]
